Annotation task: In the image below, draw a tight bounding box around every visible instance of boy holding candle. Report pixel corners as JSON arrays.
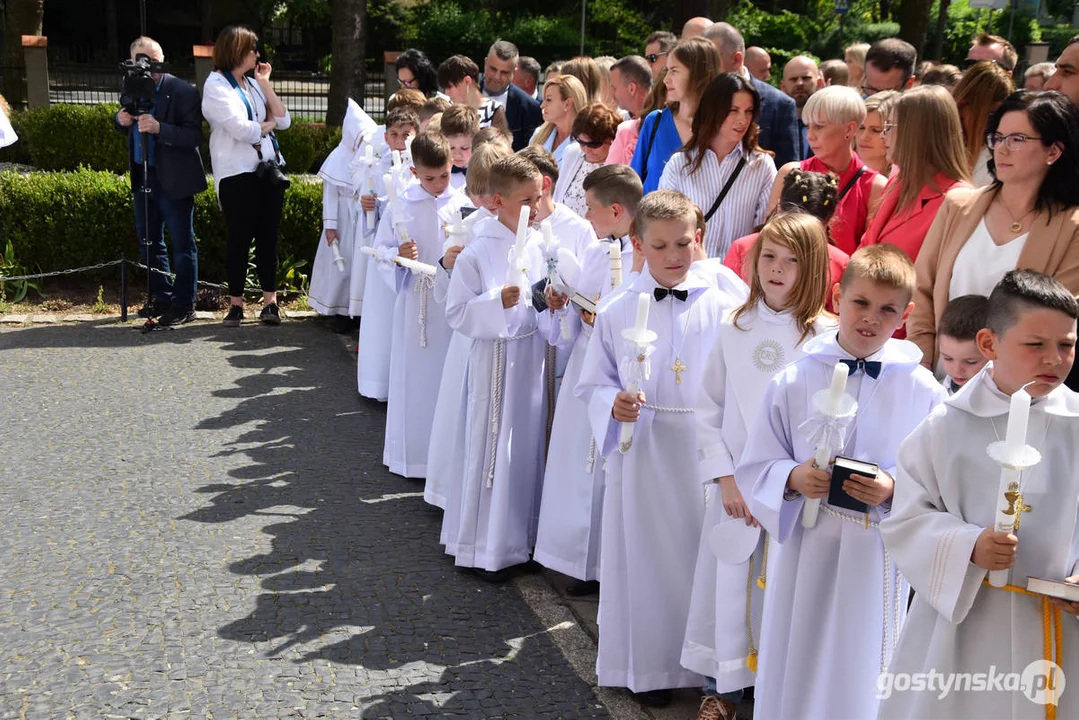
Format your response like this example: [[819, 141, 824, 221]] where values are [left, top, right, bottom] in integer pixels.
[[440, 155, 548, 582], [575, 190, 743, 707], [533, 164, 643, 596], [879, 270, 1079, 719], [373, 133, 469, 479], [737, 243, 946, 719]]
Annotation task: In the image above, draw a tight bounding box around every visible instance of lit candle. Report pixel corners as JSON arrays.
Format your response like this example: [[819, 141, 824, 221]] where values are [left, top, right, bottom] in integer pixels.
[[609, 242, 623, 289], [827, 361, 848, 414], [632, 290, 650, 335], [1003, 386, 1031, 460]]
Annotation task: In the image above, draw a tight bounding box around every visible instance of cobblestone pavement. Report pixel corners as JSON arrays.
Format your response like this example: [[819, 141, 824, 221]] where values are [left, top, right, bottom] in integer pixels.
[[0, 321, 610, 719]]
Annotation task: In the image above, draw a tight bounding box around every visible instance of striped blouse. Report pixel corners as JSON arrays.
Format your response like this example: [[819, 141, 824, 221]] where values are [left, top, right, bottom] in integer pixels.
[[658, 144, 777, 260]]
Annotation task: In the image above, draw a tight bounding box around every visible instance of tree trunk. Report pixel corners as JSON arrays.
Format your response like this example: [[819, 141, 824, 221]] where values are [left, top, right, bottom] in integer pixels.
[[2, 0, 45, 109], [898, 0, 933, 58], [326, 0, 366, 127], [931, 0, 951, 61]]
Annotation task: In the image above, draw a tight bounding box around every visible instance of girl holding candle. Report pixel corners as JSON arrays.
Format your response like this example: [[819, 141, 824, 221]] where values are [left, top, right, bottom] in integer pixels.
[[684, 213, 836, 718], [736, 244, 945, 719], [576, 190, 745, 708], [881, 270, 1079, 719]]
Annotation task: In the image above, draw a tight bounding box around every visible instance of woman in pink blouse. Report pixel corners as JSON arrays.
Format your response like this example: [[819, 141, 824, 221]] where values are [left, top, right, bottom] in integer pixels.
[[861, 85, 972, 260]]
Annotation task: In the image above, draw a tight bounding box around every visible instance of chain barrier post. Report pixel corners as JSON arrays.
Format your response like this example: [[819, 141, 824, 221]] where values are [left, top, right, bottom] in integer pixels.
[[120, 255, 128, 322]]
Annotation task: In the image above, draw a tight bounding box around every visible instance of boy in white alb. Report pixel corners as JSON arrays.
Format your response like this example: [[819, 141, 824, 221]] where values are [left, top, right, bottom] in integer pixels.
[[441, 155, 548, 582], [937, 294, 990, 394], [533, 164, 642, 596], [576, 190, 743, 708], [355, 109, 417, 400], [308, 99, 377, 326], [426, 143, 511, 510], [880, 270, 1079, 719], [738, 244, 946, 720], [373, 133, 469, 478]]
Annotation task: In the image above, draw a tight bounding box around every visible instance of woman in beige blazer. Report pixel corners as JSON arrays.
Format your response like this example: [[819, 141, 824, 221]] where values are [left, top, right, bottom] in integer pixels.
[[908, 91, 1079, 369]]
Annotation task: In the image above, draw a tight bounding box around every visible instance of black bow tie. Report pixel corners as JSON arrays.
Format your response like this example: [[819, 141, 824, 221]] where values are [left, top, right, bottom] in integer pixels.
[[452, 165, 467, 174], [654, 287, 689, 302], [839, 358, 882, 379]]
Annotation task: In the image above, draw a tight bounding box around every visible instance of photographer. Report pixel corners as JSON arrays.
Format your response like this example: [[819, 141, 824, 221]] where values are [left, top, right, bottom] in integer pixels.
[[114, 37, 206, 326], [201, 25, 291, 327]]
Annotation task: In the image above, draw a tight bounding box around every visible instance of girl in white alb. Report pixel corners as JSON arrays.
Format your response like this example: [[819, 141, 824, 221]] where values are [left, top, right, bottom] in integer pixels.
[[683, 213, 836, 707]]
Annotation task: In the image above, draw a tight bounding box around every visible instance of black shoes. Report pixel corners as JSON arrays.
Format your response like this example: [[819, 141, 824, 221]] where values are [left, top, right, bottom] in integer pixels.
[[222, 306, 244, 327], [260, 302, 282, 325], [633, 689, 673, 708], [137, 297, 171, 319], [157, 307, 195, 326], [565, 579, 600, 597], [469, 567, 515, 584]]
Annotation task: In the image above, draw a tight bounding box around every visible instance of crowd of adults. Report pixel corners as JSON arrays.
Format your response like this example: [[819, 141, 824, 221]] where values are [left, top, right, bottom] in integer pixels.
[[90, 13, 1079, 362]]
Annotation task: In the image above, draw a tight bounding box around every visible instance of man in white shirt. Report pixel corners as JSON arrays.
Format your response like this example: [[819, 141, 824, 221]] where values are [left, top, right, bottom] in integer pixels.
[[479, 40, 543, 151]]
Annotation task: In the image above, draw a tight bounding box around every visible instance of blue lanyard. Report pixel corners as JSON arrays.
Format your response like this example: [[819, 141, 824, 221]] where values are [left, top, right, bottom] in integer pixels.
[[221, 71, 281, 163]]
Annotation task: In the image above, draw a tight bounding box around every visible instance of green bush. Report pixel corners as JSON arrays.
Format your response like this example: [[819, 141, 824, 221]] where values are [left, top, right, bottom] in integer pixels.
[[0, 168, 324, 284], [19, 104, 129, 173], [1041, 24, 1078, 58], [1, 104, 338, 175]]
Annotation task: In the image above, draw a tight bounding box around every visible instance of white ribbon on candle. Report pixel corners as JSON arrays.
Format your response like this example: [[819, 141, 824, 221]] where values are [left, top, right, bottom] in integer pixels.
[[802, 361, 857, 528], [618, 292, 658, 454]]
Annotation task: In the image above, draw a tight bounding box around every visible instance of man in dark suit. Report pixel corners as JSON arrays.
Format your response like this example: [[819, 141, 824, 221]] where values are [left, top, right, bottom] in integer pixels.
[[114, 37, 206, 326], [479, 40, 544, 151], [705, 23, 800, 168]]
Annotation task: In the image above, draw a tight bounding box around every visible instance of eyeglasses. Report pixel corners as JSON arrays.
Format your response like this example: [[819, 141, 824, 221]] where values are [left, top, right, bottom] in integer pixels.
[[645, 51, 669, 65], [880, 123, 897, 137], [399, 78, 417, 88], [986, 132, 1043, 151], [573, 135, 608, 149]]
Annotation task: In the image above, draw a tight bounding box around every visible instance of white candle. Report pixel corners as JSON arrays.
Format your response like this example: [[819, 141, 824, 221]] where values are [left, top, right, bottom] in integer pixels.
[[383, 172, 397, 205], [364, 143, 374, 166], [515, 206, 531, 251], [391, 150, 402, 169], [1003, 386, 1031, 460], [541, 220, 555, 248], [827, 361, 848, 413], [609, 242, 623, 289], [330, 239, 346, 272], [632, 291, 650, 335]]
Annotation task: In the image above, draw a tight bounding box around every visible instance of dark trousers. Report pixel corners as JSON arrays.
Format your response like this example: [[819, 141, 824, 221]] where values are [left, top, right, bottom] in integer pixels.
[[132, 166, 198, 310], [218, 171, 286, 297]]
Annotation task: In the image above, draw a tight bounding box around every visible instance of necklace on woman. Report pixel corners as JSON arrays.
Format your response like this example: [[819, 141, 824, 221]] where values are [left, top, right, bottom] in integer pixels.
[[999, 197, 1036, 234]]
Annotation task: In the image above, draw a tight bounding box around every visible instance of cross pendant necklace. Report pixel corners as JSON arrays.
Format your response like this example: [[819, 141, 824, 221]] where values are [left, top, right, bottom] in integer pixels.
[[663, 293, 690, 385], [671, 357, 687, 385]]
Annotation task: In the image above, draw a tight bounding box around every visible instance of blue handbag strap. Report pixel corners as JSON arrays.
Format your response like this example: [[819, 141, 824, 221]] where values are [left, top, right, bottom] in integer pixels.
[[221, 70, 282, 163]]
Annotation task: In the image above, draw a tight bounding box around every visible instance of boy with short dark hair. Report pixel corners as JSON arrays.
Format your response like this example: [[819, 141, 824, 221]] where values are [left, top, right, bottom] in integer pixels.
[[938, 293, 990, 393], [440, 104, 480, 191], [576, 189, 744, 707], [738, 243, 946, 719], [532, 163, 643, 596], [372, 133, 468, 478], [440, 155, 548, 581], [881, 269, 1079, 718]]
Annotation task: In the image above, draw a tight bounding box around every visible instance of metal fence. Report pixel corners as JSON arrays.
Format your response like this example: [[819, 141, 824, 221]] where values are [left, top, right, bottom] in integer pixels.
[[37, 63, 386, 123]]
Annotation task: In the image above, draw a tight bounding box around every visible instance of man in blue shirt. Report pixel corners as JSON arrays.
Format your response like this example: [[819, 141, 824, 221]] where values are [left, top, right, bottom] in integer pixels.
[[114, 37, 206, 326]]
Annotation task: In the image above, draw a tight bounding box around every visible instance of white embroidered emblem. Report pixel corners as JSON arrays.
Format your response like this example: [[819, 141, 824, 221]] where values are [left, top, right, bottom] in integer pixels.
[[752, 339, 785, 373]]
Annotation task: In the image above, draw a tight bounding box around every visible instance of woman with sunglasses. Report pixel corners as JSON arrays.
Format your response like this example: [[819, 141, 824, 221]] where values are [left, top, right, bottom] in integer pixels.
[[952, 61, 1014, 187], [908, 91, 1079, 371], [657, 73, 776, 259], [553, 103, 622, 218]]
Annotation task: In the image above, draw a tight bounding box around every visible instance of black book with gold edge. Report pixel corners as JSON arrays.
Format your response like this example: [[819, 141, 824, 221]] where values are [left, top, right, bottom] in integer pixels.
[[570, 292, 597, 315], [1026, 577, 1079, 602], [828, 456, 879, 514]]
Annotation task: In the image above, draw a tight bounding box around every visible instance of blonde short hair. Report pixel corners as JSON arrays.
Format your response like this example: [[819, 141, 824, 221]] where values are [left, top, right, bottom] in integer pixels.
[[840, 244, 916, 300], [465, 143, 512, 197], [634, 189, 699, 239], [803, 85, 866, 126]]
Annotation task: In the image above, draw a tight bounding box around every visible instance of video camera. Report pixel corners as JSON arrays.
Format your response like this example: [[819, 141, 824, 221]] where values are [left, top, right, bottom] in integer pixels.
[[119, 53, 170, 115]]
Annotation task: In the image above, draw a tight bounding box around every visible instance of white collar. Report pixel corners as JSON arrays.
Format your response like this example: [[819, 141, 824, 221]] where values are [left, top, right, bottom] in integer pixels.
[[946, 363, 1079, 418], [802, 327, 922, 368]]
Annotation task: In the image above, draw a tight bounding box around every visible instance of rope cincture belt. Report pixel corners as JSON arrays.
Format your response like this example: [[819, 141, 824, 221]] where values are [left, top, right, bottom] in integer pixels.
[[486, 327, 539, 488], [982, 579, 1063, 720]]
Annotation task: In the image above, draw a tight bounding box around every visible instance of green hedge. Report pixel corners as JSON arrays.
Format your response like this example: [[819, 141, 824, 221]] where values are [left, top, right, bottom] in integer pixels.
[[0, 104, 338, 175], [0, 168, 323, 283]]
